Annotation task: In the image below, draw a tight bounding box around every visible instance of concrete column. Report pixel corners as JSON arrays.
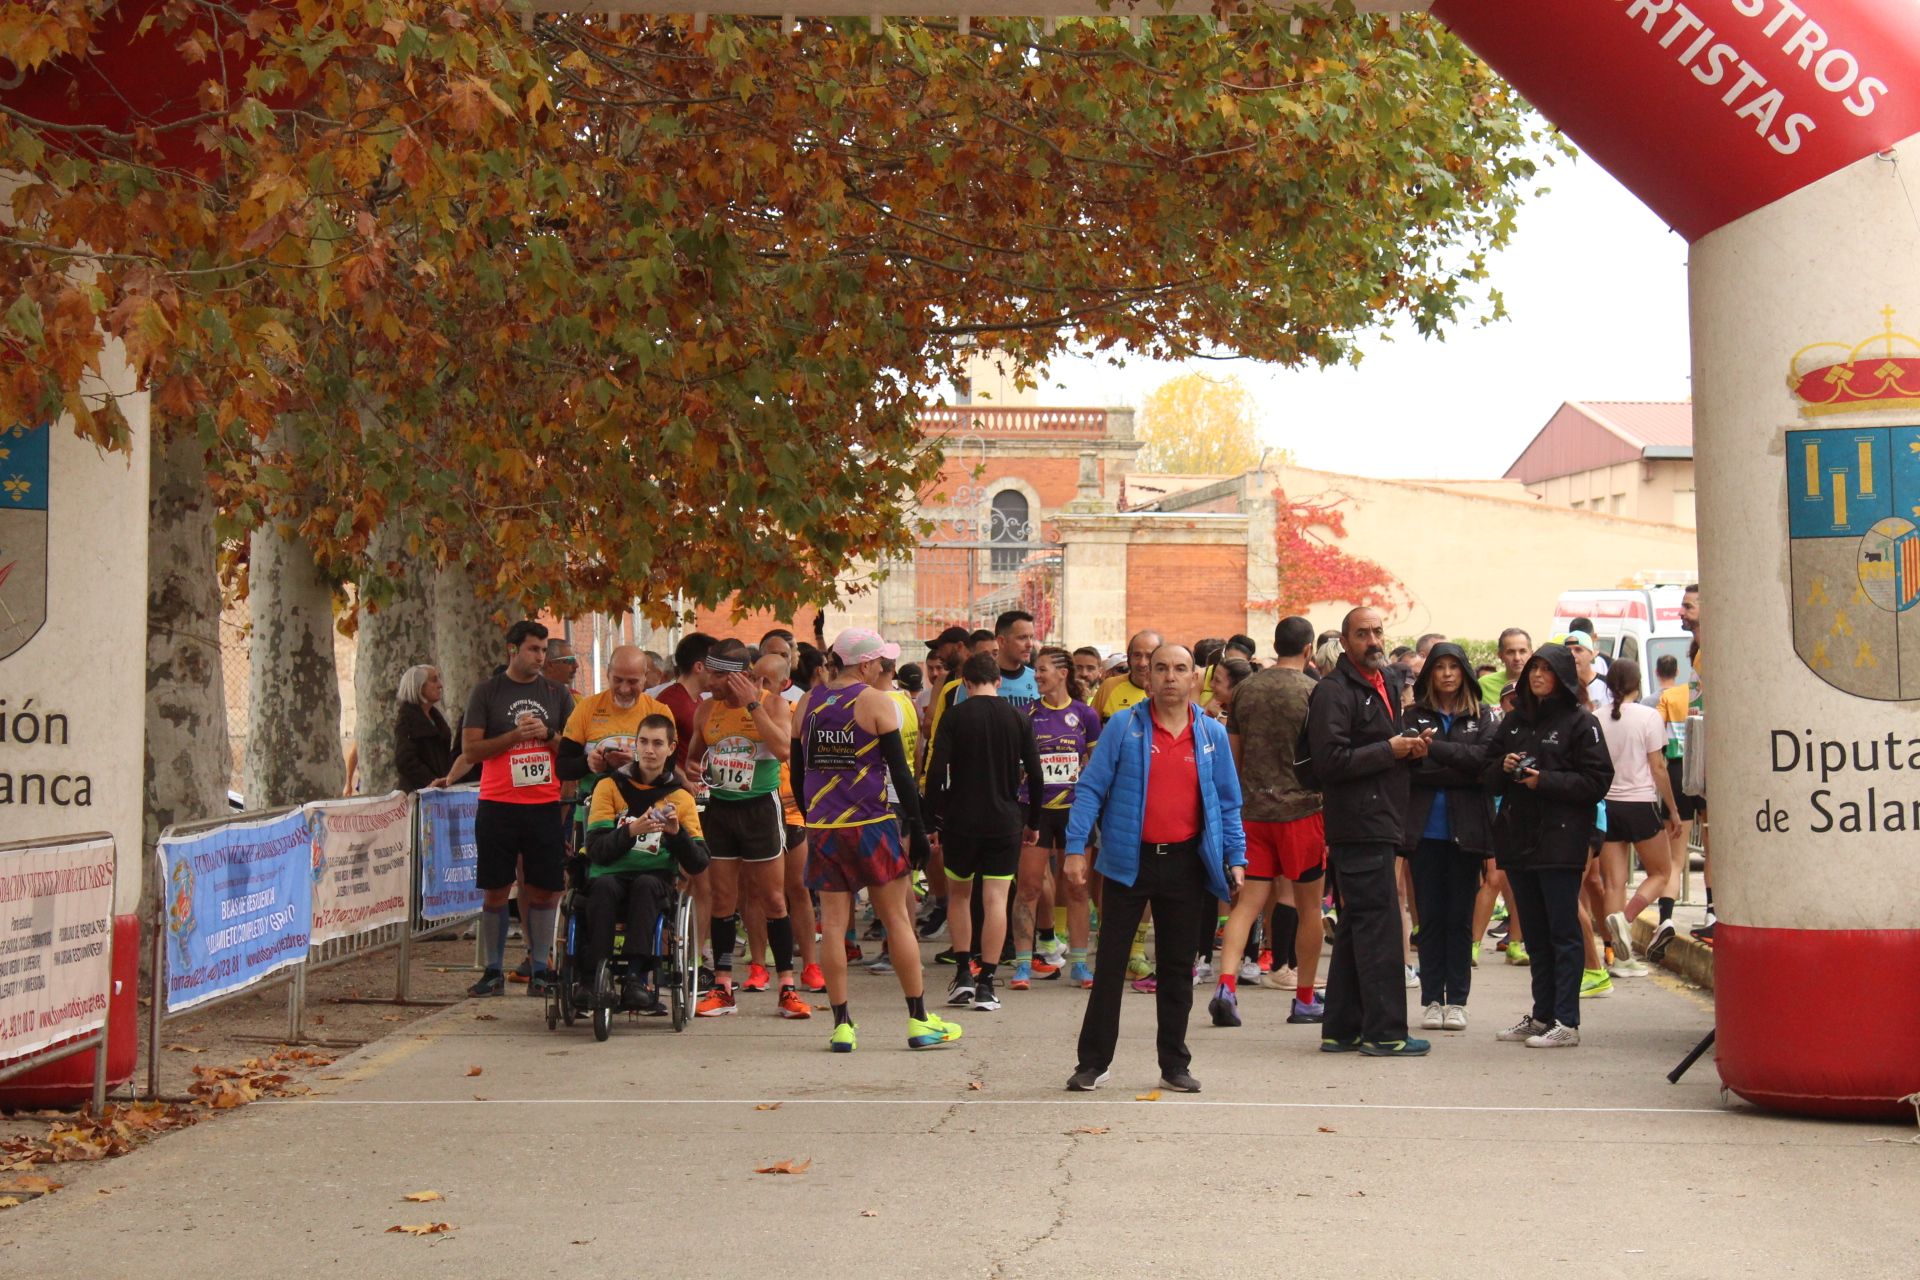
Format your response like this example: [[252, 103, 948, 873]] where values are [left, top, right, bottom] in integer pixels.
[[1055, 518, 1130, 652], [1689, 131, 1920, 1115]]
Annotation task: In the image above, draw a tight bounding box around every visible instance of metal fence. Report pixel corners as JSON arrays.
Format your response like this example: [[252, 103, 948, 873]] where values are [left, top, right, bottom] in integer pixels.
[[890, 539, 1065, 643]]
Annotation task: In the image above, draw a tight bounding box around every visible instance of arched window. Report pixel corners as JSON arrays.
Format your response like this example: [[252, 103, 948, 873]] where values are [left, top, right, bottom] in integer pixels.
[[990, 489, 1031, 573]]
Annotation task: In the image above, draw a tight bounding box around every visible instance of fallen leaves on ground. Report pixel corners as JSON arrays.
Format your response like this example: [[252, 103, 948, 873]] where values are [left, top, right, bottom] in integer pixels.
[[1135, 1090, 1161, 1102], [1, 1102, 200, 1179], [387, 1222, 452, 1236], [473, 1014, 498, 1022], [187, 1048, 334, 1110], [0, 1196, 20, 1208], [753, 1103, 781, 1111], [754, 1158, 811, 1175], [966, 1080, 983, 1091], [860, 1209, 878, 1217], [1317, 1126, 1337, 1133], [402, 1190, 444, 1202], [465, 1066, 483, 1077], [1068, 1126, 1109, 1135], [381, 1014, 404, 1022], [164, 1044, 207, 1054]]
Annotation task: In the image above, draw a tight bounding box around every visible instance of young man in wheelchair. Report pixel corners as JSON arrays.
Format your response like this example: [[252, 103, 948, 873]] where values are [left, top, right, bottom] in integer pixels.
[[580, 713, 707, 1011]]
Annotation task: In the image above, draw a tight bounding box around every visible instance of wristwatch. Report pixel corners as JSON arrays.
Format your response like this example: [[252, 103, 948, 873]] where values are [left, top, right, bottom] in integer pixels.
[[745, 699, 762, 713]]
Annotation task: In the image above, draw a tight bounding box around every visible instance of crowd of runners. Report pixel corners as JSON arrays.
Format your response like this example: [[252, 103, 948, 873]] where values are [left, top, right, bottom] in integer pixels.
[[403, 584, 1705, 1090]]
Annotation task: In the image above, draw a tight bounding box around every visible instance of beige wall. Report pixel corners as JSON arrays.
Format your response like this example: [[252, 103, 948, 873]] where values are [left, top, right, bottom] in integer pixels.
[[1198, 463, 1697, 644], [1527, 458, 1696, 528]]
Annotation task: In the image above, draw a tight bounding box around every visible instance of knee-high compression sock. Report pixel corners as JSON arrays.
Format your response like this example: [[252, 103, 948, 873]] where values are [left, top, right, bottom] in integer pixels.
[[525, 905, 556, 973], [766, 915, 795, 976], [482, 905, 509, 974], [710, 916, 737, 974]]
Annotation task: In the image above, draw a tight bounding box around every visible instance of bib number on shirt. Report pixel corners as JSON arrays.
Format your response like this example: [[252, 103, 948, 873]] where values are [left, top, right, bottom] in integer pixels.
[[509, 744, 554, 789], [710, 739, 757, 793], [1041, 752, 1081, 786], [627, 828, 663, 855]]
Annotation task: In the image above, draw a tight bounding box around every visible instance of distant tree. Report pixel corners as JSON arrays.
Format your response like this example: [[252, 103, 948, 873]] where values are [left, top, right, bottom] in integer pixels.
[[1137, 373, 1266, 475]]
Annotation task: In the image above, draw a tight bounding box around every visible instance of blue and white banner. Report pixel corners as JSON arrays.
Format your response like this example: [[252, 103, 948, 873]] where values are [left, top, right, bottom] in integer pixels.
[[159, 810, 312, 1013], [417, 786, 481, 921]]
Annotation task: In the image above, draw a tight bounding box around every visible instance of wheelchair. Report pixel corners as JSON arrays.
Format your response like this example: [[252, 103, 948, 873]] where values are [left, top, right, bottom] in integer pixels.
[[547, 855, 698, 1039]]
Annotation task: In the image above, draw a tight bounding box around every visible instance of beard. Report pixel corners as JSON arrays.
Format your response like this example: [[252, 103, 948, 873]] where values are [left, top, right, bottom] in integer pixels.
[[1361, 644, 1388, 670]]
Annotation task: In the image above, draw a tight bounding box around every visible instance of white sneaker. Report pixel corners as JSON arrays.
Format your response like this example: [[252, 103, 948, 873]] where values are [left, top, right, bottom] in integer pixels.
[[1259, 965, 1297, 992], [1404, 964, 1420, 989], [1442, 1004, 1468, 1031], [1526, 1021, 1581, 1048], [1192, 959, 1214, 985], [1421, 1001, 1444, 1030], [1604, 911, 1635, 961], [1039, 938, 1068, 965], [1497, 1014, 1550, 1042], [1607, 959, 1647, 979], [1239, 958, 1262, 982]]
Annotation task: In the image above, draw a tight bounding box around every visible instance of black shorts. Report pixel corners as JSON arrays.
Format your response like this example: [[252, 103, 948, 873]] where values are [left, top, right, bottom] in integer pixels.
[[941, 831, 1021, 882], [784, 823, 807, 852], [1667, 757, 1705, 820], [703, 793, 786, 862], [1604, 800, 1664, 845], [475, 799, 566, 892], [1031, 810, 1070, 852]]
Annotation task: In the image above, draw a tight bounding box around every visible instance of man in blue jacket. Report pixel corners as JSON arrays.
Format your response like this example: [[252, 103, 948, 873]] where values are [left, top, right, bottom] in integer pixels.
[[1063, 643, 1246, 1094]]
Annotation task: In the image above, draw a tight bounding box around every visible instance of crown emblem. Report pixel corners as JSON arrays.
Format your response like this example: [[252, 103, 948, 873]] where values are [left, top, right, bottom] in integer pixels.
[[1788, 307, 1920, 418]]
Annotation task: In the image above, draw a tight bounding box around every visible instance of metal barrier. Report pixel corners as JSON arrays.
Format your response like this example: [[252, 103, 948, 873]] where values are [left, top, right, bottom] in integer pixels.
[[144, 789, 482, 1098], [0, 831, 117, 1113]]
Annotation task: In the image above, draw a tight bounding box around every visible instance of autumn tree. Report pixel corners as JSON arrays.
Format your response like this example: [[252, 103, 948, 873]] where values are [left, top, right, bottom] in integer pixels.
[[1137, 372, 1268, 474]]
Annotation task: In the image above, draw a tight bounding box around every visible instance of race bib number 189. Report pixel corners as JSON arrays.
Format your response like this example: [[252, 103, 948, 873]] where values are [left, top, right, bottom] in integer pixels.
[[510, 746, 554, 788]]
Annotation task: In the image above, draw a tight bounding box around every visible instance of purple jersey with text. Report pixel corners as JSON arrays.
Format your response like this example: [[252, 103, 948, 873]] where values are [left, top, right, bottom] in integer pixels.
[[1024, 699, 1101, 810]]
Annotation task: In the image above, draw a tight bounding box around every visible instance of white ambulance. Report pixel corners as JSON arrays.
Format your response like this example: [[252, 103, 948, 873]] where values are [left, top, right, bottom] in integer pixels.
[[1549, 585, 1693, 701]]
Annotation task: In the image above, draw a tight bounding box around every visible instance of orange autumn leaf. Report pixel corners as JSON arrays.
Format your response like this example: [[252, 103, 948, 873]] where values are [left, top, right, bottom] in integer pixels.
[[754, 1158, 812, 1175]]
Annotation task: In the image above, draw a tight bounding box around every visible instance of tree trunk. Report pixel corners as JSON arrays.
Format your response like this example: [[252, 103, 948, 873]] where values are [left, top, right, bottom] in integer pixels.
[[353, 519, 433, 796], [143, 427, 232, 979], [433, 560, 505, 734], [242, 512, 345, 808]]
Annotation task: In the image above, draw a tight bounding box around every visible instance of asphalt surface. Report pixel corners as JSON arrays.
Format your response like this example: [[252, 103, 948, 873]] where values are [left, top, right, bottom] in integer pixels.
[[4, 943, 1916, 1278]]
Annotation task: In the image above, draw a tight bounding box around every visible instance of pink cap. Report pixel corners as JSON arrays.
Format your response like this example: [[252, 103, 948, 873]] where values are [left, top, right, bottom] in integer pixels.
[[831, 627, 901, 665]]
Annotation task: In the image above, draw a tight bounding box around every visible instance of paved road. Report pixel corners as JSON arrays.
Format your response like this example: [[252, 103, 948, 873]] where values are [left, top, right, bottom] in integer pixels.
[[4, 948, 1915, 1278]]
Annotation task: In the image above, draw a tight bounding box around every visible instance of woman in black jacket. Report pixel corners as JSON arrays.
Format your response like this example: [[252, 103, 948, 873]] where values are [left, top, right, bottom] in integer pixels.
[[1480, 643, 1613, 1048], [393, 665, 456, 792], [1399, 643, 1494, 1033]]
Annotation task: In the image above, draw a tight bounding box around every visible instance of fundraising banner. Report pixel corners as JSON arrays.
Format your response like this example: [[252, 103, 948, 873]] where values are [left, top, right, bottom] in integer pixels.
[[160, 810, 312, 1013], [305, 792, 413, 945], [0, 835, 114, 1062], [1433, 0, 1920, 240], [418, 786, 481, 921]]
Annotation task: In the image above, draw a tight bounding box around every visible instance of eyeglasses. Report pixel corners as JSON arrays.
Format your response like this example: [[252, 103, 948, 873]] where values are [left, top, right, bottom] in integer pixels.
[[549, 656, 578, 666]]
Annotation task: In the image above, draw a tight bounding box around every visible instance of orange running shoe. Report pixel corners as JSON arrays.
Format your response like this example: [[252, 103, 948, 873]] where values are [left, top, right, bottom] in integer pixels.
[[800, 963, 827, 992], [741, 962, 771, 992], [696, 985, 738, 1017], [777, 986, 812, 1019]]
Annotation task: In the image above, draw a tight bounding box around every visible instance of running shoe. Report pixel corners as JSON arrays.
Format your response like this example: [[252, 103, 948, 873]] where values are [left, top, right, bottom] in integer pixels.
[[741, 962, 771, 993], [1421, 1001, 1445, 1030], [1130, 974, 1158, 994], [1579, 968, 1613, 999], [1039, 937, 1069, 966], [510, 956, 533, 984], [1608, 959, 1649, 979], [1404, 964, 1420, 989], [866, 952, 894, 975], [1359, 1037, 1431, 1057], [1009, 961, 1033, 991], [845, 942, 864, 963], [1442, 1005, 1468, 1031], [1287, 995, 1325, 1024], [1069, 961, 1095, 988], [777, 987, 812, 1019], [1506, 942, 1530, 966], [1487, 920, 1510, 944], [1260, 965, 1297, 992], [1491, 900, 1508, 923], [830, 1022, 858, 1053], [1604, 910, 1635, 964], [800, 963, 827, 993], [696, 985, 738, 1017], [863, 918, 886, 941], [908, 1013, 963, 1050], [946, 971, 976, 1006], [973, 973, 1000, 1011], [915, 906, 948, 940], [467, 969, 505, 998], [1032, 958, 1062, 980], [934, 948, 960, 966], [1126, 953, 1152, 980], [1321, 909, 1338, 942], [1065, 1067, 1110, 1091], [527, 969, 556, 997], [1257, 949, 1274, 974], [1239, 957, 1263, 982], [1192, 959, 1214, 985], [1646, 919, 1677, 963], [1319, 1036, 1362, 1053], [1208, 985, 1241, 1028], [1497, 1014, 1549, 1042], [1526, 1021, 1580, 1048], [697, 965, 716, 993], [1691, 919, 1717, 945], [1470, 941, 1480, 968], [1159, 1070, 1202, 1093]]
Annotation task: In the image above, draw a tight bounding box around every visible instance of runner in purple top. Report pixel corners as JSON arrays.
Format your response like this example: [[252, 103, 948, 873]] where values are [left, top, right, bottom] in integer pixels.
[[1013, 648, 1104, 989]]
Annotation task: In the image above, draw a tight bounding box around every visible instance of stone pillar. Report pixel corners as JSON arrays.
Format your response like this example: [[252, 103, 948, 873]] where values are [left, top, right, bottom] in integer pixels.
[[1689, 131, 1920, 1116], [1054, 517, 1130, 652]]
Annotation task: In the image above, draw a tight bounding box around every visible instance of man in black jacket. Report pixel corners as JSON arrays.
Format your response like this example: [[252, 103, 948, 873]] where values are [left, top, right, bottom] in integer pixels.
[[1305, 607, 1433, 1057]]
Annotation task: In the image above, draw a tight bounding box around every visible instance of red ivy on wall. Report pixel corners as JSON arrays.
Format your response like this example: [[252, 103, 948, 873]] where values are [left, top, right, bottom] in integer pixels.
[[1248, 486, 1406, 616]]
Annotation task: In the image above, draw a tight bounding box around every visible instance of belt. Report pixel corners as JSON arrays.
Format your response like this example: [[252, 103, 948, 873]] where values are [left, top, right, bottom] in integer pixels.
[[1143, 838, 1200, 857]]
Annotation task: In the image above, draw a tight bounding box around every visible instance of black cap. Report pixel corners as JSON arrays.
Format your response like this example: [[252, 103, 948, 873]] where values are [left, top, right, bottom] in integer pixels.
[[927, 625, 970, 651]]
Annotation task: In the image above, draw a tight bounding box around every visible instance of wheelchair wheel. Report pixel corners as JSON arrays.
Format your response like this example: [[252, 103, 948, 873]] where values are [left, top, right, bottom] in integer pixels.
[[671, 892, 696, 1032], [592, 959, 613, 1042]]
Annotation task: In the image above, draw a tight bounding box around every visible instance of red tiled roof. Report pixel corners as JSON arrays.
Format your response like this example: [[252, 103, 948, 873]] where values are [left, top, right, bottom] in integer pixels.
[[1504, 400, 1692, 483]]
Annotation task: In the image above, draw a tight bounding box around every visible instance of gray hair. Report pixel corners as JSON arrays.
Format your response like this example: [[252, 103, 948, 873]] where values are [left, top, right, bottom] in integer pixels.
[[396, 664, 437, 708]]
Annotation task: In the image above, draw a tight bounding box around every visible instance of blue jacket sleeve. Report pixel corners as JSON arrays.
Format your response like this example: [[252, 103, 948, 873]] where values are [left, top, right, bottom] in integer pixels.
[[1207, 717, 1247, 867], [1066, 706, 1126, 855]]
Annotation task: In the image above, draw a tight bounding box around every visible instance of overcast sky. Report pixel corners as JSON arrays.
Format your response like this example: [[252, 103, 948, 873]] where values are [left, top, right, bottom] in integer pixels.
[[1039, 142, 1695, 480]]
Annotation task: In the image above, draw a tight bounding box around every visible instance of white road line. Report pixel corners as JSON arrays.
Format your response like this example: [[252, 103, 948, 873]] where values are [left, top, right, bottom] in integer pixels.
[[261, 1096, 1734, 1116]]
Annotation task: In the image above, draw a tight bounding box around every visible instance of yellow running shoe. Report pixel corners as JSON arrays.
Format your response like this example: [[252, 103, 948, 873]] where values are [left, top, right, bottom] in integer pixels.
[[829, 1021, 858, 1053], [907, 1013, 962, 1050]]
